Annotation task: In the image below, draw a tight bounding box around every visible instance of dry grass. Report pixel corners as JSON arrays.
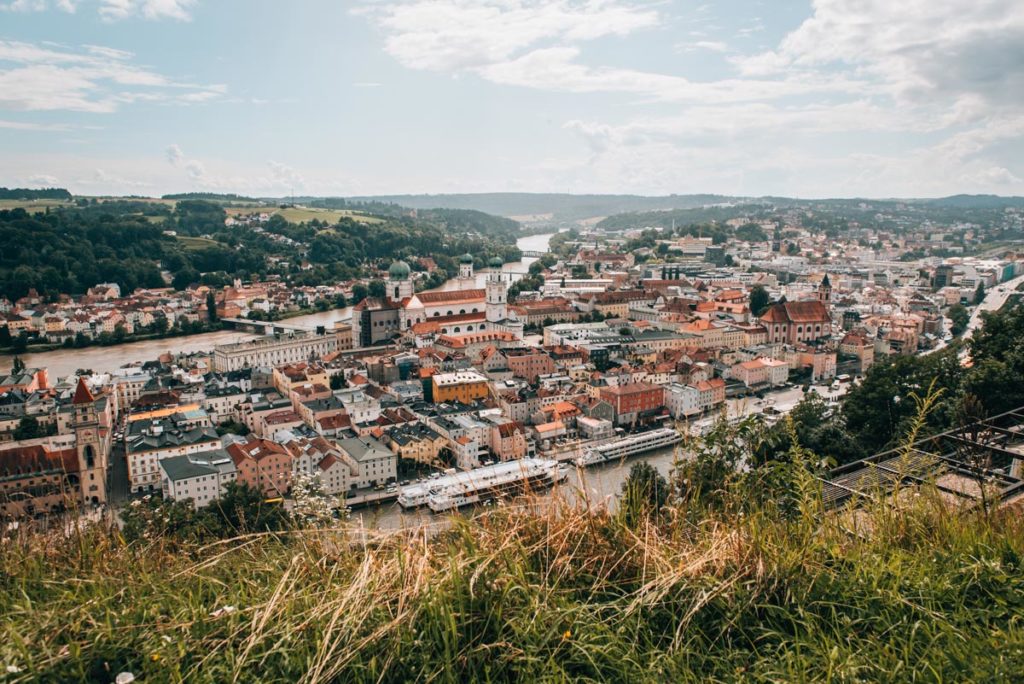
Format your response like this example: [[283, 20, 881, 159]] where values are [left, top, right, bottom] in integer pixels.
[[2, 487, 1024, 682]]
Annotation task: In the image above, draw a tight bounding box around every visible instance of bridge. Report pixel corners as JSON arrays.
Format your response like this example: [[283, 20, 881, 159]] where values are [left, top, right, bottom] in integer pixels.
[[221, 317, 322, 335], [519, 250, 549, 258]]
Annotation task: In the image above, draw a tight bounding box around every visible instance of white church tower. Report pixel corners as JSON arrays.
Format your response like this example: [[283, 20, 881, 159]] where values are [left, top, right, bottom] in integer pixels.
[[485, 257, 508, 323], [387, 260, 414, 301], [458, 253, 475, 284]]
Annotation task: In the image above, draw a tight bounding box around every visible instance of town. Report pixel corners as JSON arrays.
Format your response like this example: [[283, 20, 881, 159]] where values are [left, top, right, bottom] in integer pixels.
[[2, 196, 1022, 521]]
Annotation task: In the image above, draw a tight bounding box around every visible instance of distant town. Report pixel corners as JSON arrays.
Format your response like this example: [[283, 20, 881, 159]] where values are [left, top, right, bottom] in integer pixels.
[[2, 191, 1023, 520]]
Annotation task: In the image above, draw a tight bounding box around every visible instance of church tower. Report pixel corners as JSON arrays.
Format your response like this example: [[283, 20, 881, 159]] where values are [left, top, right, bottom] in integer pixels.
[[387, 260, 414, 302], [458, 253, 475, 283], [72, 377, 108, 506], [485, 257, 508, 323], [818, 273, 832, 308]]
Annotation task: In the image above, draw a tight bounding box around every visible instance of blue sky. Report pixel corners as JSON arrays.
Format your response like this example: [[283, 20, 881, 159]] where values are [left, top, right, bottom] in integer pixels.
[[1, 0, 1022, 198]]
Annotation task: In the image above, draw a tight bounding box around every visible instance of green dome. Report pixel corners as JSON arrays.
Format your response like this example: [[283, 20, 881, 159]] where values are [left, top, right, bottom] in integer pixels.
[[388, 260, 411, 279], [488, 257, 503, 268], [459, 253, 474, 264]]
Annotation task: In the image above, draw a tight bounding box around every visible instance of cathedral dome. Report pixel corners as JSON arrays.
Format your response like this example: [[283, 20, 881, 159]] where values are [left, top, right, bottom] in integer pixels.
[[388, 260, 411, 279], [488, 257, 503, 269], [459, 253, 474, 264]]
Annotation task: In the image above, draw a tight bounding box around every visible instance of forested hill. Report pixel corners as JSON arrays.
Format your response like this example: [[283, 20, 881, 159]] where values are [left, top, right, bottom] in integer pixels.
[[0, 187, 72, 200], [0, 199, 521, 301]]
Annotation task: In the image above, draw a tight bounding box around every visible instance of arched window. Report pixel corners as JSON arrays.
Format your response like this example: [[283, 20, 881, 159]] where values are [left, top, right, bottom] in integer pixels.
[[460, 309, 466, 315], [433, 312, 440, 317], [454, 327, 461, 333], [394, 287, 400, 299], [797, 326, 803, 334], [83, 445, 95, 469]]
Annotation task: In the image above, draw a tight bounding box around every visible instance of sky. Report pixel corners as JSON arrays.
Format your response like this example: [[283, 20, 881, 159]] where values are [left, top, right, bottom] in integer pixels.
[[0, 0, 1022, 199]]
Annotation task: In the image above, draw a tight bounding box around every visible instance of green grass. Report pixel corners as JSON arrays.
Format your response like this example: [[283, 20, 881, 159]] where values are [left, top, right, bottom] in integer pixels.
[[221, 205, 384, 225], [175, 235, 221, 251], [0, 199, 75, 213], [2, 489, 1023, 682]]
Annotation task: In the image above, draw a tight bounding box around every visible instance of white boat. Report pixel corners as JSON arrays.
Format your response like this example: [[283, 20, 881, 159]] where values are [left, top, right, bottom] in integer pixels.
[[398, 459, 567, 512], [575, 427, 681, 467]]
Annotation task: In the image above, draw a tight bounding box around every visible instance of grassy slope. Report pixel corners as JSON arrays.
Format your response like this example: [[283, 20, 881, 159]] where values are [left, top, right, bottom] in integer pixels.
[[2, 492, 1023, 683]]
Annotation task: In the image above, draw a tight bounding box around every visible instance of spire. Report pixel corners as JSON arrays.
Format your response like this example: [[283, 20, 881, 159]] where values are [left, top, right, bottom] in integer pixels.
[[821, 272, 831, 288], [72, 377, 95, 405]]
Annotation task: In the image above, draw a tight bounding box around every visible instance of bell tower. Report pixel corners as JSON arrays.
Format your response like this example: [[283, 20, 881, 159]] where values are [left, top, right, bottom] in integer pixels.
[[486, 257, 507, 324], [72, 377, 108, 506], [818, 273, 832, 307]]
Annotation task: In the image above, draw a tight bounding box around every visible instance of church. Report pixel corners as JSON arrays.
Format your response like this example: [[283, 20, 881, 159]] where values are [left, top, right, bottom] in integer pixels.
[[758, 274, 833, 345], [352, 257, 523, 348]]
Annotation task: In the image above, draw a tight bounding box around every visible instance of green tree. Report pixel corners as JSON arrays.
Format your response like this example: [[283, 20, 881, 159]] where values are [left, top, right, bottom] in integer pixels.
[[0, 324, 10, 347], [948, 304, 969, 336], [973, 282, 986, 305], [619, 461, 669, 527], [749, 285, 771, 316], [13, 416, 43, 440], [11, 354, 25, 374], [206, 291, 219, 323]]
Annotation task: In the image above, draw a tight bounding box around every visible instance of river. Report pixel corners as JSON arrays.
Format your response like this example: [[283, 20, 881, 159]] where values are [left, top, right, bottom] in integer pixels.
[[4, 232, 557, 380], [351, 444, 685, 532]]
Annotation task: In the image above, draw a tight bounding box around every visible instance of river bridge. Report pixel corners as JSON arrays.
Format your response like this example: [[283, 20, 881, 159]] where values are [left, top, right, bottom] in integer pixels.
[[519, 250, 548, 258]]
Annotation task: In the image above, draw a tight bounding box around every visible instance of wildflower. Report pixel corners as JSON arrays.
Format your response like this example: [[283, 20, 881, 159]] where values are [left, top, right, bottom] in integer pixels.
[[210, 605, 237, 618], [562, 629, 572, 640], [115, 673, 135, 684], [150, 653, 161, 662], [6, 664, 23, 674]]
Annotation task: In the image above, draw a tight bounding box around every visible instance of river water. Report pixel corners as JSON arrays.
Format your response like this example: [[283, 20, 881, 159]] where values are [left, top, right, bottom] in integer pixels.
[[4, 232, 556, 380], [352, 444, 685, 532]]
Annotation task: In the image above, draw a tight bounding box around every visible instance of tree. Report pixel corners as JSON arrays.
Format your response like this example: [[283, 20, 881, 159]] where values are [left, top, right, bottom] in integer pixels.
[[0, 324, 10, 347], [619, 462, 669, 526], [13, 416, 43, 440], [973, 282, 986, 306], [11, 355, 25, 374], [206, 291, 219, 322], [948, 304, 969, 336], [749, 285, 771, 317], [368, 280, 386, 299]]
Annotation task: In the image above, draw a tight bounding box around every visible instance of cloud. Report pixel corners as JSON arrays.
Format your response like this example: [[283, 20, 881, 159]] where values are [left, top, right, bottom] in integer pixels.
[[268, 160, 304, 189], [2, 0, 193, 16], [734, 0, 1024, 106], [677, 40, 729, 53], [0, 118, 72, 130], [361, 0, 659, 71], [165, 143, 183, 166], [27, 173, 60, 185], [99, 0, 196, 21], [0, 40, 225, 112]]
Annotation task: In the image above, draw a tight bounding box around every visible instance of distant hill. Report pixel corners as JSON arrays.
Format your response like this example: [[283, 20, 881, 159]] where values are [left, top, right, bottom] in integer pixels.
[[344, 193, 741, 222], [162, 192, 261, 203], [923, 194, 1024, 209], [0, 187, 72, 200]]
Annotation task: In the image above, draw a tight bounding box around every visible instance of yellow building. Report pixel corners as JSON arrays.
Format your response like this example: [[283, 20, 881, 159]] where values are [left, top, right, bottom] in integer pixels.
[[431, 370, 490, 404]]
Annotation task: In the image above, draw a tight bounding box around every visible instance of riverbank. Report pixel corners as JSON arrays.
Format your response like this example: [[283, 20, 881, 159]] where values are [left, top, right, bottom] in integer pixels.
[[0, 232, 554, 379]]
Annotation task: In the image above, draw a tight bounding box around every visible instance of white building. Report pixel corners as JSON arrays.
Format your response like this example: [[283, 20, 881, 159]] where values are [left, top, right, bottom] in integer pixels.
[[159, 449, 237, 509]]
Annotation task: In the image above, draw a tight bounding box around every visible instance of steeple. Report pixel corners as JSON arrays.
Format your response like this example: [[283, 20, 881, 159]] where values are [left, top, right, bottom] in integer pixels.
[[818, 273, 832, 306]]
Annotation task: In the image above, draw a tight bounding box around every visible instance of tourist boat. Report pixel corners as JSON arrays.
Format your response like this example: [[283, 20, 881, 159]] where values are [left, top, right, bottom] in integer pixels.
[[575, 427, 682, 467], [399, 459, 568, 512]]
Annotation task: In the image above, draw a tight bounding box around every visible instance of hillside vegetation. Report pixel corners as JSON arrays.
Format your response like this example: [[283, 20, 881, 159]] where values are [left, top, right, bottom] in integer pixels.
[[2, 473, 1022, 682]]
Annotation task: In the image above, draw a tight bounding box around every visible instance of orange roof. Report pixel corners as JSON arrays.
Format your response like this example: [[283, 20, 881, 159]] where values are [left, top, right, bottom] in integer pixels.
[[405, 289, 485, 305]]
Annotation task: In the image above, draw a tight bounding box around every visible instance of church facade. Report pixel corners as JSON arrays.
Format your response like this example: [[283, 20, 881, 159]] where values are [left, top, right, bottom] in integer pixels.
[[352, 259, 523, 348], [759, 275, 833, 345]]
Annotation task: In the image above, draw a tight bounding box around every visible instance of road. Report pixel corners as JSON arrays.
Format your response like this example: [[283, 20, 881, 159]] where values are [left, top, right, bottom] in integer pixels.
[[959, 272, 1024, 362]]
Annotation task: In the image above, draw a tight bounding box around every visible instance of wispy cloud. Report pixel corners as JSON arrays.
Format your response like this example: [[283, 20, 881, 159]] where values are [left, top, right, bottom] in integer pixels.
[[0, 40, 225, 112]]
